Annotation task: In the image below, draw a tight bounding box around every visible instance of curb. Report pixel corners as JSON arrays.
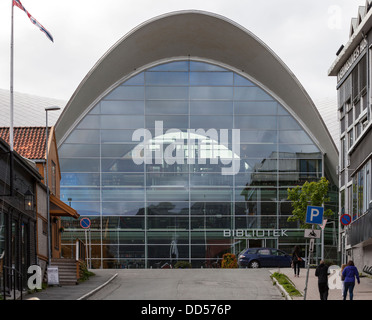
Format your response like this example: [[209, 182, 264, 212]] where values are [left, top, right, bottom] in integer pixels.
[[77, 273, 118, 300], [271, 275, 292, 300]]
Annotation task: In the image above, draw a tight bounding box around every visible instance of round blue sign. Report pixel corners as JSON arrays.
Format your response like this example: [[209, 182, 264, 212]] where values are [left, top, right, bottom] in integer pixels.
[[80, 217, 91, 229], [340, 214, 351, 226]]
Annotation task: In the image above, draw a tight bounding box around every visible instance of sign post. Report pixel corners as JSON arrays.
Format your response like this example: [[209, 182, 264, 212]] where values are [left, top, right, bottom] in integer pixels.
[[303, 206, 324, 300], [80, 217, 91, 268]]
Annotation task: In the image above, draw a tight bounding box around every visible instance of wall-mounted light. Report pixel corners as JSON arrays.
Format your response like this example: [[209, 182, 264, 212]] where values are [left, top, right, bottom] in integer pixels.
[[24, 189, 34, 211]]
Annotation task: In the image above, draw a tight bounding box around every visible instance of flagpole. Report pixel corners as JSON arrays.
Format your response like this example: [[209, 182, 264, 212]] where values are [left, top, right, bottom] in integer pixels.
[[9, 0, 14, 196], [10, 0, 14, 152]]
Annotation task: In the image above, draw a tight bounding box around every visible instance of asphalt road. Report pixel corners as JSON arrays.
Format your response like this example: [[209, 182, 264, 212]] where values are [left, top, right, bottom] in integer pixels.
[[87, 268, 283, 300]]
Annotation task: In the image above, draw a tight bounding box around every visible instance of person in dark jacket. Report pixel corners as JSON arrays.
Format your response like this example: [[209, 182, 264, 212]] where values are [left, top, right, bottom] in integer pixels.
[[342, 260, 360, 300], [291, 246, 301, 277], [315, 260, 329, 300]]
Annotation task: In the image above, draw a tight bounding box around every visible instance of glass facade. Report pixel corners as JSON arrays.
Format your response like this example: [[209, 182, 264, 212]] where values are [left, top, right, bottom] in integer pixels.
[[59, 60, 330, 268]]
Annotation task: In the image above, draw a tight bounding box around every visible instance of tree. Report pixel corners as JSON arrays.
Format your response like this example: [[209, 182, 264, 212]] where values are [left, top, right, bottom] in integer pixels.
[[287, 177, 334, 228]]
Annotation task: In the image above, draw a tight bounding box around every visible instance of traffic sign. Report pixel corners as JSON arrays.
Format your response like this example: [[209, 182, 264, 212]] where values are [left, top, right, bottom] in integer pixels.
[[80, 217, 91, 229], [320, 219, 327, 230], [305, 206, 324, 225], [340, 214, 351, 226], [309, 238, 315, 253], [304, 229, 321, 239]]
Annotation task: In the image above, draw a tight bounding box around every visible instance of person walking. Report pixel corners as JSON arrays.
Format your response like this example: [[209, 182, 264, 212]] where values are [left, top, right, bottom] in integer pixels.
[[342, 260, 360, 300], [292, 246, 302, 277], [315, 260, 329, 300]]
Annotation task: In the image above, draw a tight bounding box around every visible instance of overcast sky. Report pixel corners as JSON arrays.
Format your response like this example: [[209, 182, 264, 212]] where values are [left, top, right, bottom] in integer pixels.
[[0, 0, 366, 105]]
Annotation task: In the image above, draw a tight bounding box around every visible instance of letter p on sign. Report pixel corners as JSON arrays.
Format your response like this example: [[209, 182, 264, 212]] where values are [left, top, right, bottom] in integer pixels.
[[305, 206, 324, 225]]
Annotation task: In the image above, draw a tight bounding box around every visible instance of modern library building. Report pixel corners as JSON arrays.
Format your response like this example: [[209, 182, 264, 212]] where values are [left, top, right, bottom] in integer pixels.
[[55, 11, 339, 268]]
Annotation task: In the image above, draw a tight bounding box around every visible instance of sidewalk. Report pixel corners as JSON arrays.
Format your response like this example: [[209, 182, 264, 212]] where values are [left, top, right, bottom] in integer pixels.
[[22, 267, 372, 301], [25, 269, 118, 300], [272, 267, 372, 300]]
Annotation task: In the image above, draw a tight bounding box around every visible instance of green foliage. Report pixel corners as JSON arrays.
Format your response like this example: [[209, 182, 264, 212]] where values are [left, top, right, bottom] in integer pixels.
[[78, 262, 95, 282], [221, 253, 238, 268], [287, 177, 334, 228], [174, 261, 192, 269]]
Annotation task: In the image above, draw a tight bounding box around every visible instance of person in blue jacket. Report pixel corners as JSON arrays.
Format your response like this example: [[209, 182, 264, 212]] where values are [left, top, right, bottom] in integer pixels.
[[342, 260, 360, 300]]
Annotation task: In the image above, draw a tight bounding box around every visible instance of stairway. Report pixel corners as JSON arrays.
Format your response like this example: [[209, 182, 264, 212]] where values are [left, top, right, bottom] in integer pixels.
[[50, 259, 78, 285]]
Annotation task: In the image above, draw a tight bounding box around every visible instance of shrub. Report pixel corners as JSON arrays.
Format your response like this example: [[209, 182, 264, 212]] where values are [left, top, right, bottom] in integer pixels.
[[221, 253, 238, 268], [175, 261, 192, 269], [270, 272, 302, 297]]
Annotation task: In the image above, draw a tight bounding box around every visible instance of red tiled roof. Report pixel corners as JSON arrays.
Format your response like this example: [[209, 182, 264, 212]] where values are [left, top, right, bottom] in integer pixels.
[[0, 127, 49, 160]]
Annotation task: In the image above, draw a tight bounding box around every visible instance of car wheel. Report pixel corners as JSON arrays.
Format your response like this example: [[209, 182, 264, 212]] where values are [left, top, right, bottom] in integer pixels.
[[249, 260, 260, 268]]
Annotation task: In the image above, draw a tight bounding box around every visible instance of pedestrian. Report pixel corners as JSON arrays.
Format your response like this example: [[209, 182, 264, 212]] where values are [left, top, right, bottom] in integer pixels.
[[292, 246, 302, 277], [315, 260, 329, 300], [340, 263, 347, 297], [342, 260, 360, 300]]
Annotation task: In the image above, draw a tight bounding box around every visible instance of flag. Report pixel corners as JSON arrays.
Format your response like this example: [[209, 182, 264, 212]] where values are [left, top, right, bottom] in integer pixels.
[[13, 0, 54, 42]]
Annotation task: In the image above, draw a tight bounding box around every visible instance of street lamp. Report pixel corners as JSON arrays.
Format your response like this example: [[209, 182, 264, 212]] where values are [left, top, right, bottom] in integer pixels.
[[45, 106, 60, 265]]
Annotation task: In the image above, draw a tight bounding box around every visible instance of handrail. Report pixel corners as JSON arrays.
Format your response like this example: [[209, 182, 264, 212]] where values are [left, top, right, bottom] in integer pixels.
[[2, 266, 23, 300], [75, 238, 86, 262]]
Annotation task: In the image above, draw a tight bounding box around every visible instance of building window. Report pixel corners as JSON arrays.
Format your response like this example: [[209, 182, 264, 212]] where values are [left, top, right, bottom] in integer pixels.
[[340, 105, 345, 134], [351, 161, 372, 221], [341, 136, 346, 170], [348, 185, 353, 219], [366, 163, 371, 211], [359, 55, 367, 96], [53, 221, 59, 250], [348, 130, 353, 148], [356, 121, 361, 139], [347, 107, 354, 128], [352, 66, 359, 103], [358, 168, 364, 217], [352, 178, 358, 220], [42, 220, 47, 235], [352, 55, 367, 103]]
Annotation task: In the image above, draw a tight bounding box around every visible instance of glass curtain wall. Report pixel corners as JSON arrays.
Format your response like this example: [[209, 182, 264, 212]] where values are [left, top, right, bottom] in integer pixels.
[[59, 60, 324, 268]]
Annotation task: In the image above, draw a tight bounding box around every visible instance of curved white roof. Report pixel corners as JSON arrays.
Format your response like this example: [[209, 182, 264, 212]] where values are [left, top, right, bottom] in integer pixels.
[[0, 88, 65, 127], [55, 10, 338, 182]]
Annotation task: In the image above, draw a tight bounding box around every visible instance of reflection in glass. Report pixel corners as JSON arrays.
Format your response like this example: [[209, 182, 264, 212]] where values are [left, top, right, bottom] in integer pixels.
[[234, 101, 277, 115], [59, 60, 328, 268], [234, 116, 277, 130], [147, 202, 189, 215], [146, 72, 189, 86], [102, 202, 145, 216], [101, 100, 144, 115]]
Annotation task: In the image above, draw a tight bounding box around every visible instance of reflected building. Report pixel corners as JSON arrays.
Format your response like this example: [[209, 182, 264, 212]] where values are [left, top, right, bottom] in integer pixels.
[[56, 11, 339, 268]]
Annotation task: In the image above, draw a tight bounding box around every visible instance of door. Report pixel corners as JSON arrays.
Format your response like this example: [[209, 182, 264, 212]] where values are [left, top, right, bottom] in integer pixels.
[[247, 239, 264, 248]]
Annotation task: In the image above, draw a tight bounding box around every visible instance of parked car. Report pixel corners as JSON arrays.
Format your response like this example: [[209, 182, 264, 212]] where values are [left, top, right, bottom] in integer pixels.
[[238, 248, 292, 268]]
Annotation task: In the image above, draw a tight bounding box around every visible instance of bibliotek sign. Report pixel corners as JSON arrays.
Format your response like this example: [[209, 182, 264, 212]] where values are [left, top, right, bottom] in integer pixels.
[[223, 229, 288, 238]]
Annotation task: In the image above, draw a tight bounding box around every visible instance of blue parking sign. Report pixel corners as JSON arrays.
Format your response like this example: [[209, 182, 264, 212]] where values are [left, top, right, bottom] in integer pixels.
[[305, 206, 324, 225]]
